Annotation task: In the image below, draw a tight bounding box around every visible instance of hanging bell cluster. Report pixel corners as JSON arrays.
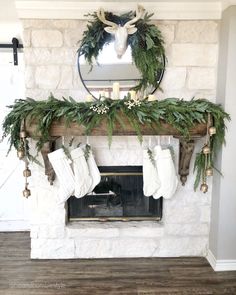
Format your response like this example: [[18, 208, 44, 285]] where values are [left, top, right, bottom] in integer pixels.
[[200, 114, 216, 193], [17, 124, 31, 198]]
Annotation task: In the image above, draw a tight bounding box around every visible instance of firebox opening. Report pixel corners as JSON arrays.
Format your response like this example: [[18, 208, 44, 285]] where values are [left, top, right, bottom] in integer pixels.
[[67, 166, 163, 222]]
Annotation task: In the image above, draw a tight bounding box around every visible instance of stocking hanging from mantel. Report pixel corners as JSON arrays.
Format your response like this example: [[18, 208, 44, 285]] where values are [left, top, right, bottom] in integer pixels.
[[48, 148, 75, 204], [85, 145, 101, 193], [153, 145, 178, 199], [143, 149, 161, 197], [142, 145, 178, 200], [71, 147, 92, 198]]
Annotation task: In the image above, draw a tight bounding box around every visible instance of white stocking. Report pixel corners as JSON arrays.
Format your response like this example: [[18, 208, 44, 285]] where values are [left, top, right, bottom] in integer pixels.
[[143, 149, 161, 197], [48, 148, 75, 204], [71, 147, 92, 198], [153, 146, 178, 199], [85, 146, 101, 193]]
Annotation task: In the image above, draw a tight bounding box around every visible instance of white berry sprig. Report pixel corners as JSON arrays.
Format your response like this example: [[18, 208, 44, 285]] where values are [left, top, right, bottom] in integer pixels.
[[90, 104, 109, 114]]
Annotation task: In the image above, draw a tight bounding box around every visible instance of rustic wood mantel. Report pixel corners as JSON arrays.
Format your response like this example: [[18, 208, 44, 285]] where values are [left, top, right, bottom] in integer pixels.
[[25, 117, 207, 186]]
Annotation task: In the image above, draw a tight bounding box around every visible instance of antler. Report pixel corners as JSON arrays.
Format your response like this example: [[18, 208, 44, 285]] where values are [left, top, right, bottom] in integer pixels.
[[97, 8, 118, 28], [124, 5, 145, 28]]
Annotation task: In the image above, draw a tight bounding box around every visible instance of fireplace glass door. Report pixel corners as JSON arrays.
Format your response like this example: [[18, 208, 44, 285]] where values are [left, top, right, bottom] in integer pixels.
[[68, 166, 163, 221]]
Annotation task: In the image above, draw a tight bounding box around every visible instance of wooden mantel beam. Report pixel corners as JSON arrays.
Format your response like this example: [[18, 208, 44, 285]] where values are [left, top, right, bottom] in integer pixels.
[[26, 118, 207, 138], [25, 117, 207, 186]]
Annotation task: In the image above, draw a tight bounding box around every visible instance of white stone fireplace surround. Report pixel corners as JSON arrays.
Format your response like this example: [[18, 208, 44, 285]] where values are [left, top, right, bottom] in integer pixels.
[[29, 136, 210, 259], [19, 5, 218, 259]]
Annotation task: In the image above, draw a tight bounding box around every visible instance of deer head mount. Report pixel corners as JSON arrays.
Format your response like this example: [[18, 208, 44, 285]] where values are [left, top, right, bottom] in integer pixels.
[[97, 5, 145, 58]]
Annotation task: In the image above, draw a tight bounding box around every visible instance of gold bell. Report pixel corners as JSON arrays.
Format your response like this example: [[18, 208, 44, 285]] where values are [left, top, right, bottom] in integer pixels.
[[23, 188, 31, 198], [17, 149, 25, 160], [206, 167, 213, 176], [20, 131, 27, 138], [209, 126, 216, 136], [202, 145, 211, 155], [23, 168, 31, 177], [200, 183, 208, 193]]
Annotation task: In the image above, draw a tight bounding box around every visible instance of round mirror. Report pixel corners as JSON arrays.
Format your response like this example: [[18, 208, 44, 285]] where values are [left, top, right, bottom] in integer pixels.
[[78, 42, 165, 100]]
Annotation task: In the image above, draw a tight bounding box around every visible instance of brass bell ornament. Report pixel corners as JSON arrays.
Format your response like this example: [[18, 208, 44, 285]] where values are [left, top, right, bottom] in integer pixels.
[[209, 126, 216, 136], [202, 145, 211, 155], [20, 131, 27, 138], [17, 149, 25, 160], [23, 168, 31, 177], [23, 187, 31, 198], [206, 167, 213, 177], [200, 183, 208, 193]]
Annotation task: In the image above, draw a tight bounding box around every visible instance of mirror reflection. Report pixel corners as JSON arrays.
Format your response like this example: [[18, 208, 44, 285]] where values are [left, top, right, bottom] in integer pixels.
[[78, 43, 145, 100]]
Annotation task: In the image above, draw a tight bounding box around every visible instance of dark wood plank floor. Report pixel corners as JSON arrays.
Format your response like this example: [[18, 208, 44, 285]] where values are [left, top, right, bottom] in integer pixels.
[[0, 232, 236, 295]]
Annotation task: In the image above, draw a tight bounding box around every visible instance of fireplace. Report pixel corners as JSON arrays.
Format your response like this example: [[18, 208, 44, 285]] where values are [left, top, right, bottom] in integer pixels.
[[68, 166, 163, 222]]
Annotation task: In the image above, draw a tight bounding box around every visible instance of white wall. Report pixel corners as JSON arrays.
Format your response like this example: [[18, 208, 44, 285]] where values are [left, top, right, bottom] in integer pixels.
[[209, 5, 236, 269]]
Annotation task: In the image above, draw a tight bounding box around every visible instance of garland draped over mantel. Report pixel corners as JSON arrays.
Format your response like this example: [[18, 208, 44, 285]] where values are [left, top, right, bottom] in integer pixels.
[[1, 95, 230, 191]]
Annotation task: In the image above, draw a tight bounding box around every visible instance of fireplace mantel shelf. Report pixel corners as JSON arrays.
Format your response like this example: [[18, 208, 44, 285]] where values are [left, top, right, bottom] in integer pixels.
[[25, 117, 207, 186]]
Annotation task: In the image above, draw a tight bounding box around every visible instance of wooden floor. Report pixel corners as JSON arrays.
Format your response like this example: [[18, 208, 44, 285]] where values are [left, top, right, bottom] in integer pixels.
[[0, 233, 236, 295]]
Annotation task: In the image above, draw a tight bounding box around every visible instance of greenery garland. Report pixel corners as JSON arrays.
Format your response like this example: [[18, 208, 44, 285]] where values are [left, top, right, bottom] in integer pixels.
[[1, 95, 230, 190], [79, 10, 166, 92]]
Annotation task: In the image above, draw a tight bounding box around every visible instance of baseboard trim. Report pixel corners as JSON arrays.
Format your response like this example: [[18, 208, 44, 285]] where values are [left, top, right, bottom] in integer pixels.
[[207, 250, 236, 271]]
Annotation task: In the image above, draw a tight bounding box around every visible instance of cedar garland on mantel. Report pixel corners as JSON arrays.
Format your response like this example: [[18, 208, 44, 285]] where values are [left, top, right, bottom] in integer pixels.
[[1, 95, 230, 190]]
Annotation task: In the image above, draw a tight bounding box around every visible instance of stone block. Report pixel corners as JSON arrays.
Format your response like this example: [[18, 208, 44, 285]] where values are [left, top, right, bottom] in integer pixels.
[[58, 66, 73, 89], [35, 66, 60, 89], [32, 30, 63, 47], [157, 23, 175, 45], [52, 20, 83, 29], [38, 225, 65, 239], [119, 225, 164, 238], [66, 223, 120, 238], [23, 29, 31, 47], [200, 206, 211, 223], [51, 48, 76, 65], [188, 68, 216, 90], [161, 67, 187, 90], [30, 226, 39, 238], [64, 25, 87, 47], [94, 148, 143, 166], [25, 89, 50, 100], [22, 19, 54, 29], [25, 66, 35, 89], [158, 236, 208, 256], [24, 48, 51, 65], [75, 238, 160, 258], [164, 206, 200, 224], [176, 21, 218, 43], [31, 238, 75, 259], [165, 223, 209, 236], [24, 48, 76, 65], [172, 44, 218, 66]]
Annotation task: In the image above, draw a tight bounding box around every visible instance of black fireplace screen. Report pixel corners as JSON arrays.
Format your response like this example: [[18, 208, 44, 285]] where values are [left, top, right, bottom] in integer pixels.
[[67, 166, 163, 221]]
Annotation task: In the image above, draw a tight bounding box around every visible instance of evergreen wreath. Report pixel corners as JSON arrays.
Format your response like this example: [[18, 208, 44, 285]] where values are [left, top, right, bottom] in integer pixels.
[[78, 10, 166, 92], [1, 95, 230, 190]]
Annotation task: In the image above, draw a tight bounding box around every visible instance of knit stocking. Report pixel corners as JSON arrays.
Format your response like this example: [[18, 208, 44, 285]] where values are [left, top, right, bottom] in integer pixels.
[[48, 148, 75, 204], [153, 146, 178, 199], [85, 146, 101, 193], [71, 147, 92, 198], [143, 149, 161, 197]]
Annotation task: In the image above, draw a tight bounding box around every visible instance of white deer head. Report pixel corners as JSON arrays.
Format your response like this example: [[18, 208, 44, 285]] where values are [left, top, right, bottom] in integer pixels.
[[97, 5, 145, 58]]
